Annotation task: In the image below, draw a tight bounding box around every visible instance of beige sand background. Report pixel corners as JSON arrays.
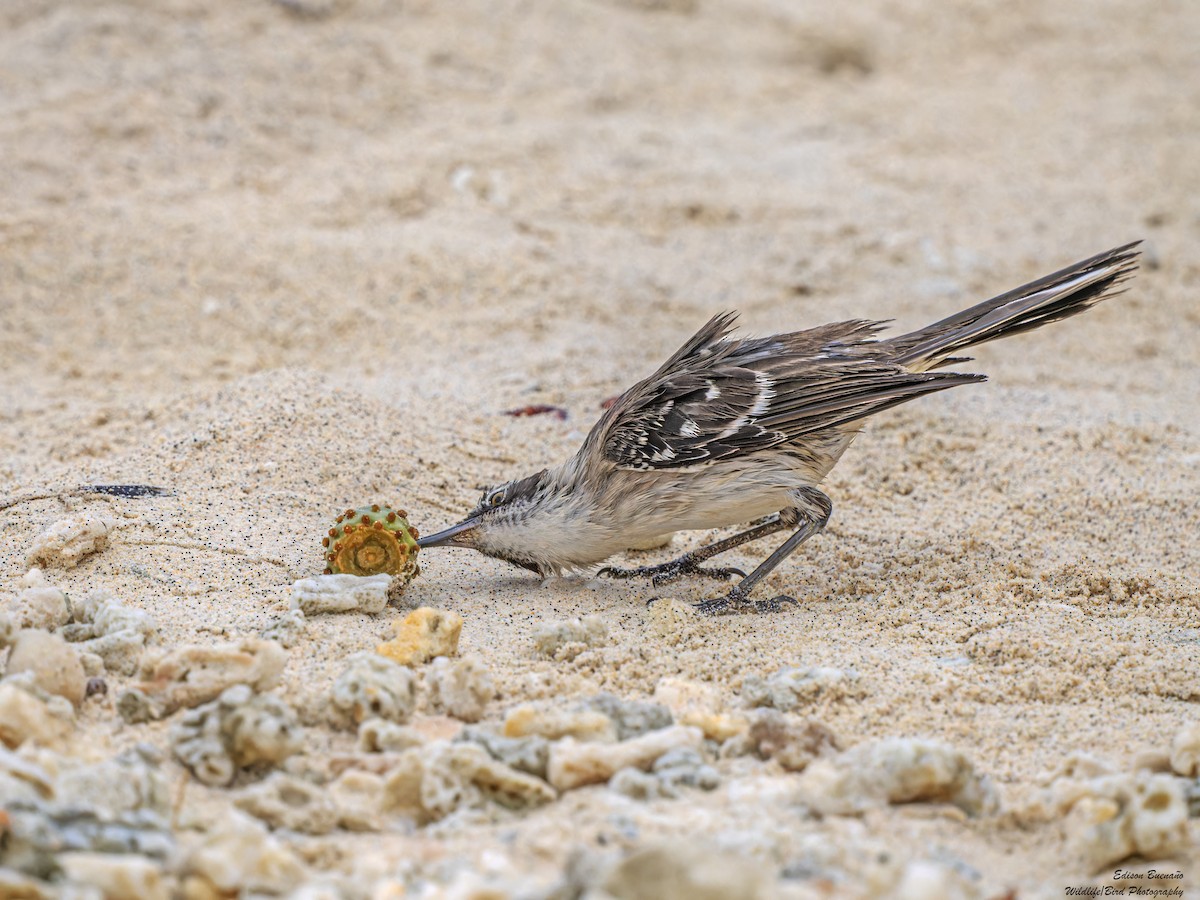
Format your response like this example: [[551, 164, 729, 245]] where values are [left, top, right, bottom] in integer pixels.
[[2, 0, 1199, 895]]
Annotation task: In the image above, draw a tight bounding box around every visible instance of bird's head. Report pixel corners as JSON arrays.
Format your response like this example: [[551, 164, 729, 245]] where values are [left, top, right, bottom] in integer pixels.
[[417, 469, 555, 575]]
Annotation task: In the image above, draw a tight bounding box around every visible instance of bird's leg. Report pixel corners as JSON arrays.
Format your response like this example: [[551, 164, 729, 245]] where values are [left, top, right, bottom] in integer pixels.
[[597, 515, 793, 586], [693, 487, 832, 615]]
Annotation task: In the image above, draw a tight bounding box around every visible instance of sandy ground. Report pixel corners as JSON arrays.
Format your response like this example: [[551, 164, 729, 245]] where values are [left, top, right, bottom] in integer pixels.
[[2, 0, 1200, 896]]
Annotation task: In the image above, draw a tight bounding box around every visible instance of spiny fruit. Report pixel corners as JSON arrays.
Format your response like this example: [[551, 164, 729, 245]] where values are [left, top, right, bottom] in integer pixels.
[[323, 504, 420, 585]]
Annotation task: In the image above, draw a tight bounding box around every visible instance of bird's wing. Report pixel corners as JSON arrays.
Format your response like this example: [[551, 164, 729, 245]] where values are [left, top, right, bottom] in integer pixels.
[[599, 314, 983, 472]]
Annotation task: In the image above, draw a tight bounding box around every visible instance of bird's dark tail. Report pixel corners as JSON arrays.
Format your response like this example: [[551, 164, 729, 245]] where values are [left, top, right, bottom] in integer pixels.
[[889, 242, 1140, 372]]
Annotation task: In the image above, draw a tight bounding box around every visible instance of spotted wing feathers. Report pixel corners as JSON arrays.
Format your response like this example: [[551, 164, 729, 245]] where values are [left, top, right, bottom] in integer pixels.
[[603, 367, 784, 470], [601, 314, 978, 471]]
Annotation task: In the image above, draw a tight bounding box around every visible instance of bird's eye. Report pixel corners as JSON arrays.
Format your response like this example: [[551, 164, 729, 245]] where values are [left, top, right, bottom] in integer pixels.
[[478, 487, 506, 509]]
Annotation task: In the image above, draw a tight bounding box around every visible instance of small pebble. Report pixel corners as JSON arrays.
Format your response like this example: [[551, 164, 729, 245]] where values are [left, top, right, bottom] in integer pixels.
[[6, 629, 87, 707], [547, 725, 704, 791], [9, 569, 70, 631], [85, 677, 109, 699], [0, 676, 75, 749]]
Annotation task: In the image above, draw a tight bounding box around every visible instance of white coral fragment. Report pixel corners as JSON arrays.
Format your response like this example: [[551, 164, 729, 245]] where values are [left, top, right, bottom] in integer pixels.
[[357, 717, 426, 753], [59, 853, 168, 900], [234, 772, 340, 835], [26, 515, 113, 569], [117, 638, 286, 723], [290, 574, 391, 616], [742, 665, 862, 711], [329, 652, 417, 729], [2, 746, 172, 884], [1060, 771, 1190, 871], [5, 629, 87, 707], [260, 608, 308, 648], [610, 746, 720, 800], [61, 589, 157, 676], [597, 841, 773, 900], [183, 810, 306, 896], [382, 741, 555, 823], [375, 606, 462, 666], [531, 615, 608, 660], [425, 655, 495, 723], [547, 725, 705, 792], [170, 684, 302, 787], [504, 705, 617, 743], [0, 675, 75, 750], [1169, 722, 1200, 777], [8, 568, 70, 630], [798, 737, 996, 816]]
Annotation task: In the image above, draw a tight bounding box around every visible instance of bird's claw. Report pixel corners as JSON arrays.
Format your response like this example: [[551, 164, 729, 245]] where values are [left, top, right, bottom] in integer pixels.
[[598, 558, 746, 586], [754, 594, 799, 613], [596, 565, 639, 580], [653, 563, 746, 586], [692, 592, 798, 615]]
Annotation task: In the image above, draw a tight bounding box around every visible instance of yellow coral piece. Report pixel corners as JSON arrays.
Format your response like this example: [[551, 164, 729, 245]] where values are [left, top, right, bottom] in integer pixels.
[[375, 607, 463, 666], [503, 706, 617, 742], [681, 711, 749, 742]]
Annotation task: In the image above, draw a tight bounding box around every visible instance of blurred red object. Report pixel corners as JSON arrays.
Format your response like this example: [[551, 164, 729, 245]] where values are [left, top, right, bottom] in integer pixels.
[[504, 404, 568, 421]]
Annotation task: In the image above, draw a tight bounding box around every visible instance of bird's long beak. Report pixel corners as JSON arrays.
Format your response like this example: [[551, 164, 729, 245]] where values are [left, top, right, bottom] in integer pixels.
[[416, 517, 480, 549]]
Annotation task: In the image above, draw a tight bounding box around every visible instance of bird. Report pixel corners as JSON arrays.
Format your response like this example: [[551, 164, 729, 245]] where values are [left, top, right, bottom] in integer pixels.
[[417, 242, 1140, 613]]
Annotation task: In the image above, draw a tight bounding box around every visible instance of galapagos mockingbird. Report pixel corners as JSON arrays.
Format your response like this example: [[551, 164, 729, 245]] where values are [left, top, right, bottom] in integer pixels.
[[417, 242, 1139, 613]]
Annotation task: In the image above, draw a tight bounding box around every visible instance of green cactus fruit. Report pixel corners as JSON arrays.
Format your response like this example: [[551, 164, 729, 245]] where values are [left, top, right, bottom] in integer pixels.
[[323, 504, 420, 585]]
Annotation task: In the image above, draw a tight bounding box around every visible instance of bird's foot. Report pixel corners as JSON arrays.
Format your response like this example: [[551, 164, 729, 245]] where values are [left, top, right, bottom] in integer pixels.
[[598, 555, 746, 587], [692, 589, 798, 615]]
